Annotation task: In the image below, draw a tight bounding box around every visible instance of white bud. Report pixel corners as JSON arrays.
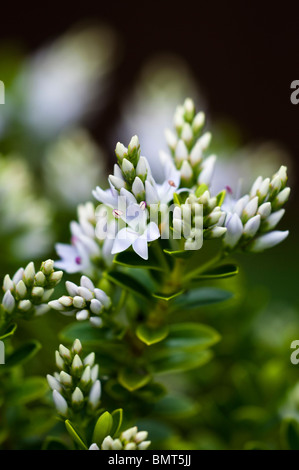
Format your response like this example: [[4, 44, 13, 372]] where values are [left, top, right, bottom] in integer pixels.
[[263, 209, 285, 231], [12, 268, 25, 285], [47, 374, 62, 392], [2, 290, 15, 313], [109, 175, 126, 191], [243, 214, 261, 238], [18, 300, 32, 311], [84, 352, 95, 367], [205, 226, 227, 239], [16, 280, 27, 299], [270, 175, 282, 194], [233, 195, 250, 217], [180, 161, 193, 181], [89, 444, 100, 450], [165, 129, 177, 149], [78, 286, 93, 301], [250, 176, 263, 197], [115, 142, 127, 160], [198, 154, 216, 185], [276, 165, 288, 185], [76, 310, 89, 321], [124, 443, 137, 450], [138, 441, 151, 450], [192, 111, 205, 133], [242, 196, 258, 220], [181, 123, 193, 144], [184, 97, 195, 116], [72, 387, 84, 405], [3, 275, 14, 292], [136, 156, 148, 178], [60, 371, 72, 387], [101, 436, 114, 450], [73, 296, 86, 309], [257, 202, 271, 219], [24, 262, 35, 284], [48, 300, 64, 311], [66, 281, 78, 296], [132, 177, 145, 198], [31, 286, 44, 297], [72, 339, 82, 355], [257, 178, 270, 201], [196, 131, 211, 151], [89, 316, 103, 328], [249, 230, 289, 252], [53, 390, 68, 416], [41, 288, 54, 302], [90, 299, 103, 315], [88, 380, 101, 408], [175, 140, 188, 162], [34, 304, 50, 316], [58, 296, 73, 307], [91, 364, 99, 382], [49, 271, 63, 285], [72, 354, 83, 374], [145, 181, 159, 205], [189, 141, 203, 166], [34, 271, 46, 286], [135, 431, 148, 443], [128, 135, 139, 152], [42, 259, 54, 275], [122, 426, 137, 441], [122, 158, 134, 175], [224, 213, 243, 249], [55, 351, 65, 370], [59, 344, 71, 361], [273, 187, 290, 208], [80, 365, 91, 385]]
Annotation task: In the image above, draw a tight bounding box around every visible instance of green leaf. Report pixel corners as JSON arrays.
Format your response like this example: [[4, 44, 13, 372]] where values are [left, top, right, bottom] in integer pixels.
[[110, 409, 123, 437], [42, 437, 69, 450], [65, 420, 88, 450], [150, 349, 212, 375], [173, 193, 182, 206], [118, 366, 151, 391], [216, 189, 226, 206], [195, 183, 209, 197], [193, 263, 239, 280], [163, 249, 192, 259], [152, 290, 185, 301], [136, 324, 169, 345], [281, 418, 299, 450], [92, 411, 113, 446], [5, 340, 41, 368], [153, 394, 198, 418], [104, 271, 153, 302], [0, 322, 17, 340], [163, 323, 220, 351], [114, 249, 163, 271], [171, 287, 233, 310], [8, 377, 49, 405]]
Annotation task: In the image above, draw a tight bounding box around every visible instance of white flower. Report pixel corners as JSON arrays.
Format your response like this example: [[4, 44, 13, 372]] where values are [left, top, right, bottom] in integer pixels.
[[248, 230, 289, 252], [112, 206, 160, 260]]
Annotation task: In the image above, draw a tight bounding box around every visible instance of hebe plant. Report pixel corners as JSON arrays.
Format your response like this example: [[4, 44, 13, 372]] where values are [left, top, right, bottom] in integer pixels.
[[0, 99, 291, 450]]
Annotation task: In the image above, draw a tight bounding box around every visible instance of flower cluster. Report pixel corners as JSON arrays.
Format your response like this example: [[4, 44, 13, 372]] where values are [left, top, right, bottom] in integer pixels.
[[89, 426, 151, 450], [165, 98, 215, 188], [223, 165, 290, 252], [173, 185, 227, 250], [48, 275, 111, 327], [55, 202, 115, 274], [1, 259, 63, 319], [47, 339, 101, 418]]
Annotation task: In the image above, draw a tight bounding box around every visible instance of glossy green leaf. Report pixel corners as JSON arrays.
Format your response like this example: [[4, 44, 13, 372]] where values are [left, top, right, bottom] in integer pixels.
[[150, 349, 212, 375], [65, 420, 88, 450], [104, 271, 153, 301], [8, 377, 48, 405], [216, 189, 226, 206], [171, 287, 233, 310], [195, 183, 209, 197], [5, 340, 41, 368], [281, 418, 299, 450], [42, 437, 69, 450], [152, 290, 185, 301], [92, 411, 113, 446], [163, 249, 192, 259], [163, 323, 220, 351], [118, 366, 151, 391], [110, 409, 123, 437], [193, 263, 239, 280], [114, 249, 163, 271], [0, 322, 17, 340], [136, 324, 169, 345], [153, 394, 198, 418]]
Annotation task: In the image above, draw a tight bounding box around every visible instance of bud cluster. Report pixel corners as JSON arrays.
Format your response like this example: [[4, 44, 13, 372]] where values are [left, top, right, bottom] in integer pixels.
[[165, 98, 216, 188], [223, 165, 290, 252], [173, 185, 227, 250], [48, 275, 111, 327], [47, 339, 101, 418], [90, 426, 151, 450], [1, 259, 63, 319]]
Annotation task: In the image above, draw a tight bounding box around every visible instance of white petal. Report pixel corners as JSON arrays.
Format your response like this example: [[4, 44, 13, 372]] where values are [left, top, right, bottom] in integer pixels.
[[132, 236, 149, 260]]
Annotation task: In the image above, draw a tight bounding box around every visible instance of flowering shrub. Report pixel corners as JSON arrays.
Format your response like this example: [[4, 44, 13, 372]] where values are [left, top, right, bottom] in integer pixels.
[[0, 99, 291, 450]]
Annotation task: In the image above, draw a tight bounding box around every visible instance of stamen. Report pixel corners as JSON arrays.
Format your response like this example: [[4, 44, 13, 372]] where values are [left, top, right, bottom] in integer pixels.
[[168, 180, 176, 187], [139, 201, 147, 210], [113, 209, 123, 219], [75, 257, 82, 265], [225, 185, 233, 195]]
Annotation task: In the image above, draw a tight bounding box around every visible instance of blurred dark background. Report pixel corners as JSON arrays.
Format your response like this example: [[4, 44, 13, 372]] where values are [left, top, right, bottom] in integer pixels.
[[0, 1, 298, 165]]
